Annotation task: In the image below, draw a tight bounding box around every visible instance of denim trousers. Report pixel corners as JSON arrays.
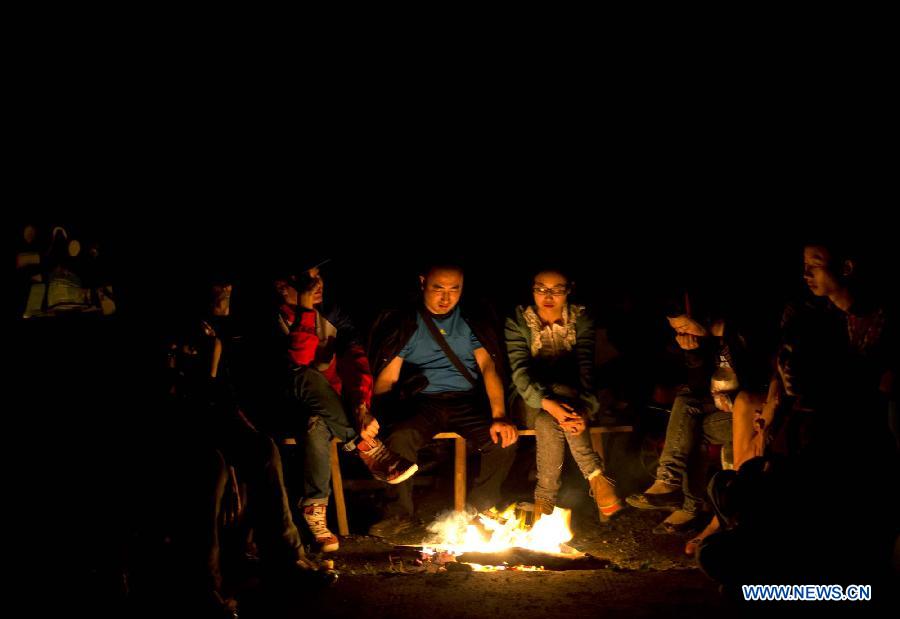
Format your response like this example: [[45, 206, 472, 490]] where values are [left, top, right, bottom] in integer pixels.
[[656, 389, 732, 513]]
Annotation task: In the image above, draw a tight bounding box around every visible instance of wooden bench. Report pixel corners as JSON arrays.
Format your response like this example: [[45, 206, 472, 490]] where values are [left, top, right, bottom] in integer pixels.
[[433, 426, 634, 512], [285, 424, 633, 533]]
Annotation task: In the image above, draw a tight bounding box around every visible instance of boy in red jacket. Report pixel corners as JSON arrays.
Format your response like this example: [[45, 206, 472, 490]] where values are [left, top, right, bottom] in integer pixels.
[[274, 262, 417, 551]]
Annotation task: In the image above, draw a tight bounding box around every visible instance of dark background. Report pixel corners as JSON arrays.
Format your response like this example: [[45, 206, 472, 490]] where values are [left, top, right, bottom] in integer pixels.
[[8, 30, 899, 613], [13, 209, 895, 335], [10, 85, 899, 609]]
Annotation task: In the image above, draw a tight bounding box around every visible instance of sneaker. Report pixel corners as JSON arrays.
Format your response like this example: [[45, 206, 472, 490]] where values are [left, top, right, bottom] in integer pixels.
[[356, 438, 418, 485], [302, 504, 339, 552]]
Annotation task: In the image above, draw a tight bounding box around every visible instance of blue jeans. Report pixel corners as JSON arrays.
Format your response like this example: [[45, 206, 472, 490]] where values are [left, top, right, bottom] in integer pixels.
[[288, 366, 358, 505], [656, 389, 732, 513]]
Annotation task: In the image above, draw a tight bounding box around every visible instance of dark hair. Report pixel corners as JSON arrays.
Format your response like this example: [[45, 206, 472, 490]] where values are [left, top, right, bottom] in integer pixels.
[[802, 238, 870, 294], [528, 266, 576, 307], [662, 289, 689, 319], [206, 269, 235, 289], [802, 238, 859, 270], [661, 287, 732, 327], [532, 266, 572, 286], [420, 260, 465, 280]]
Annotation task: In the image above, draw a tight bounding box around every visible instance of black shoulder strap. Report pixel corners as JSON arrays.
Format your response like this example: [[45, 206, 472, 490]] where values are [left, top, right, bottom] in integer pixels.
[[417, 309, 478, 387]]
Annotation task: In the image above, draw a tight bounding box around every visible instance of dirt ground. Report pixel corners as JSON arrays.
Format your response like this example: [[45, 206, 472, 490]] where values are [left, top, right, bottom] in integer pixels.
[[233, 478, 727, 619], [236, 529, 723, 619]]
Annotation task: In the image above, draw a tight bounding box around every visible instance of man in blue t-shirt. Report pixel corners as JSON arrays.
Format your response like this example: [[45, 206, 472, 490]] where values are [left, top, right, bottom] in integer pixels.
[[368, 263, 519, 533], [397, 304, 484, 394]]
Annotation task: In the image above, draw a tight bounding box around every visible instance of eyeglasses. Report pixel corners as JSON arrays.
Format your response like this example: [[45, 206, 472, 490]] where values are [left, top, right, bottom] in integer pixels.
[[533, 286, 568, 296]]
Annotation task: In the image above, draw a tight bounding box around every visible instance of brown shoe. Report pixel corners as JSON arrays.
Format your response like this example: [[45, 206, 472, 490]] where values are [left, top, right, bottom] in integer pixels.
[[357, 438, 418, 484]]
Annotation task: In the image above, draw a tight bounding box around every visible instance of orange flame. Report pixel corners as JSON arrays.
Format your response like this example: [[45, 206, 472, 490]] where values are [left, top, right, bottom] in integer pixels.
[[421, 504, 576, 569]]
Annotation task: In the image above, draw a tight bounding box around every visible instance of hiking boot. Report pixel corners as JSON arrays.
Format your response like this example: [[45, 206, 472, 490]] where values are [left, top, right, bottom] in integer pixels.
[[589, 472, 626, 523], [532, 498, 554, 527]]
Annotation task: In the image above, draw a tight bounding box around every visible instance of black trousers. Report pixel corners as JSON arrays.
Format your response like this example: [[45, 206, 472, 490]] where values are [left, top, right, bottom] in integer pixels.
[[384, 391, 517, 515]]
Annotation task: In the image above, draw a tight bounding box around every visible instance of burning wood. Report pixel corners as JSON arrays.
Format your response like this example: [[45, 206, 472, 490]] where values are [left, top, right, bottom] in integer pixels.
[[455, 548, 610, 571], [396, 505, 612, 571], [395, 545, 611, 572]]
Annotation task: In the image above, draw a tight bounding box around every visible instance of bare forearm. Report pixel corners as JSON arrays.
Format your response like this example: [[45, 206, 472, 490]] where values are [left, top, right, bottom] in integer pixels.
[[483, 366, 506, 418], [373, 375, 393, 395], [374, 356, 403, 396]]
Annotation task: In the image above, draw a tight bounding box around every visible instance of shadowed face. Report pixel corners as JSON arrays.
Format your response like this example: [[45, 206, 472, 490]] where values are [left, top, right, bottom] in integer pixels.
[[420, 268, 463, 315], [306, 267, 324, 306], [803, 245, 844, 297], [274, 278, 298, 306]]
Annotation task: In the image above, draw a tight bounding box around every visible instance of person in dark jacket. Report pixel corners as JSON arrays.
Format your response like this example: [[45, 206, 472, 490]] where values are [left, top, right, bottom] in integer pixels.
[[697, 240, 898, 594], [626, 291, 773, 552], [167, 273, 335, 618]]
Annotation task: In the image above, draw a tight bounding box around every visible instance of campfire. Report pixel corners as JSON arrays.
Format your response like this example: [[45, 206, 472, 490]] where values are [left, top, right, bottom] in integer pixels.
[[393, 504, 611, 572]]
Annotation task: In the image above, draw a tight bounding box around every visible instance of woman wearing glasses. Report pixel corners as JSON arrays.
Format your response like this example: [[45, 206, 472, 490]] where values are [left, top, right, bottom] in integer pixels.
[[505, 268, 625, 525]]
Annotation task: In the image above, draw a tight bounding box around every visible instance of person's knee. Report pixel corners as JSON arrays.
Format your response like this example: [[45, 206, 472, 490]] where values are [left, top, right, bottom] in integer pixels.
[[385, 427, 421, 459], [294, 366, 331, 396]]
